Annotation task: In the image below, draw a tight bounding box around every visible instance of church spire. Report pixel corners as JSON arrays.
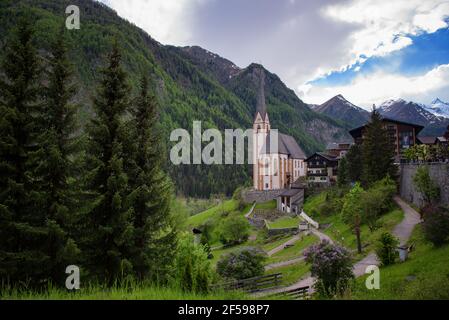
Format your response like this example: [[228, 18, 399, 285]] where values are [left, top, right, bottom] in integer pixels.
[[255, 67, 267, 120]]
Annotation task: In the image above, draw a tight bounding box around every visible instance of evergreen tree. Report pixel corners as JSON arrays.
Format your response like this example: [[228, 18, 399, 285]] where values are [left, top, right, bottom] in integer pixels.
[[346, 144, 363, 182], [83, 42, 134, 284], [0, 18, 49, 286], [362, 109, 397, 187], [31, 29, 81, 284], [126, 75, 176, 281], [337, 157, 349, 187]]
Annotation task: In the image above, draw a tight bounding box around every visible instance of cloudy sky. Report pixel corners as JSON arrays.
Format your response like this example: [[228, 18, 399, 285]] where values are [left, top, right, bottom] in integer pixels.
[[99, 0, 449, 109]]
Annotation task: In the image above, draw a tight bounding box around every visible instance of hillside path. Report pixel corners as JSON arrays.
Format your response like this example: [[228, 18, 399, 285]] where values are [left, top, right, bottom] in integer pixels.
[[257, 196, 421, 295], [267, 235, 300, 256]]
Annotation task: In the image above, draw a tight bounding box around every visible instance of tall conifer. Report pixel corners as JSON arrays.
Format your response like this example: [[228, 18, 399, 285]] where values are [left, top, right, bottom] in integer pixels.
[[126, 75, 176, 281], [31, 29, 81, 284], [0, 18, 48, 286], [83, 42, 134, 284], [362, 109, 397, 186]]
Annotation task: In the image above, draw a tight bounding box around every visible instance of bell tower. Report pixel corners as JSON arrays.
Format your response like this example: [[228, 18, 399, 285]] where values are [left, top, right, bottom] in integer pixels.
[[253, 68, 270, 190]]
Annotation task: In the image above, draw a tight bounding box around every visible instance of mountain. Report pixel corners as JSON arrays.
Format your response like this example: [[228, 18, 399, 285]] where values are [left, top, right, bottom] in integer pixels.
[[311, 94, 370, 128], [423, 98, 449, 119], [0, 0, 350, 197], [378, 99, 449, 136]]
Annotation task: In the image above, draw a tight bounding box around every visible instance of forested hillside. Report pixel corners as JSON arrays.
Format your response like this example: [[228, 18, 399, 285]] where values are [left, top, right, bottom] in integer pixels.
[[0, 0, 350, 197]]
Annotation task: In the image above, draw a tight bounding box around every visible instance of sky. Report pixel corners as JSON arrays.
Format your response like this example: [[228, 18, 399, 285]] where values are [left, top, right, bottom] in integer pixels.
[[99, 0, 449, 110]]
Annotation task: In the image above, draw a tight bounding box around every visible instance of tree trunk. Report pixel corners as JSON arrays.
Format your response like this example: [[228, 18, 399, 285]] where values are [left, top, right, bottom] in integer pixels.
[[355, 215, 362, 254]]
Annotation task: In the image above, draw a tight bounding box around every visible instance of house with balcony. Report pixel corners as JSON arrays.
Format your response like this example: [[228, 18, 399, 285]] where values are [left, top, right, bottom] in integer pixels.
[[305, 152, 338, 185]]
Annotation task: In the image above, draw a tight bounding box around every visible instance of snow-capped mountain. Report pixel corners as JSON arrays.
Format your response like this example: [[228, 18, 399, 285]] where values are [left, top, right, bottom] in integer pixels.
[[378, 98, 449, 136], [423, 98, 449, 119], [311, 94, 370, 127]]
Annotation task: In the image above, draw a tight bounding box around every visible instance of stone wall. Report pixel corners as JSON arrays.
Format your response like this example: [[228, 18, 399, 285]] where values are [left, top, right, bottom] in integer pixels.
[[399, 163, 449, 208], [242, 189, 285, 204]]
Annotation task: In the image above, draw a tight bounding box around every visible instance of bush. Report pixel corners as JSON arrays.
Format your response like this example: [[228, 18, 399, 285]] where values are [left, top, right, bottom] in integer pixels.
[[304, 240, 354, 298], [173, 233, 215, 293], [216, 247, 266, 280], [413, 166, 440, 206], [422, 206, 449, 247], [361, 176, 396, 231], [375, 232, 399, 266], [218, 216, 250, 246]]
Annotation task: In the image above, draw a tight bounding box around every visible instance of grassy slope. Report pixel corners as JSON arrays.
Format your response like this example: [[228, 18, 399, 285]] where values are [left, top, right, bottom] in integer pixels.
[[186, 199, 245, 227], [265, 261, 310, 286], [267, 234, 318, 264], [1, 285, 246, 300], [303, 192, 403, 258], [267, 216, 301, 229], [351, 225, 449, 299]]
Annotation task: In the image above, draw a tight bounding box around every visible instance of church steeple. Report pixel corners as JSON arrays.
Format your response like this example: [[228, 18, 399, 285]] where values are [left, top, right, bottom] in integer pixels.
[[255, 68, 267, 121]]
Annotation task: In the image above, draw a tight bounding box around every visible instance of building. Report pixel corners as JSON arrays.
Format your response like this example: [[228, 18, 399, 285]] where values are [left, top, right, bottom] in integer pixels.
[[253, 71, 307, 191], [277, 186, 304, 214], [417, 136, 438, 146], [325, 142, 352, 158], [349, 117, 424, 162], [305, 152, 339, 185]]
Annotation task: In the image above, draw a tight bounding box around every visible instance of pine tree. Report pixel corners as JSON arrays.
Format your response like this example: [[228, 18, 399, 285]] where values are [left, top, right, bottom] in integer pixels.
[[346, 144, 363, 182], [0, 17, 49, 286], [337, 157, 349, 187], [83, 42, 134, 284], [126, 75, 176, 281], [30, 28, 81, 285], [362, 109, 397, 187]]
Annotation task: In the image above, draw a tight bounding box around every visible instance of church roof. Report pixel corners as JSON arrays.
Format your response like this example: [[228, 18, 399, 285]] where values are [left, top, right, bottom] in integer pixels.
[[254, 68, 267, 121], [261, 133, 306, 159]]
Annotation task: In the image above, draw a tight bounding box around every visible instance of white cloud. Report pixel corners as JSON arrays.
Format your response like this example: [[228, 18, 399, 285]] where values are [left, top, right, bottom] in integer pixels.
[[301, 64, 449, 108], [322, 0, 449, 74], [98, 0, 200, 45]]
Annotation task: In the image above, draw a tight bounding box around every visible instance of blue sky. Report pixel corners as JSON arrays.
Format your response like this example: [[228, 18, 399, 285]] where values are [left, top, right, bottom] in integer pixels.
[[99, 0, 449, 109]]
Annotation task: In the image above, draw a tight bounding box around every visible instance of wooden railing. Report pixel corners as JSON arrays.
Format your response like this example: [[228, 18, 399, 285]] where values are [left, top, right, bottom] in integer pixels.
[[211, 273, 283, 293], [275, 285, 311, 300]]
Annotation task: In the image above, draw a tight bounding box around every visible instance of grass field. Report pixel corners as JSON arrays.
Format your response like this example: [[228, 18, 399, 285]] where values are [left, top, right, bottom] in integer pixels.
[[320, 208, 404, 259], [186, 199, 252, 227], [351, 225, 449, 299], [267, 234, 319, 264], [265, 261, 310, 286], [261, 235, 294, 252], [267, 216, 301, 229], [255, 200, 277, 210], [0, 284, 247, 300]]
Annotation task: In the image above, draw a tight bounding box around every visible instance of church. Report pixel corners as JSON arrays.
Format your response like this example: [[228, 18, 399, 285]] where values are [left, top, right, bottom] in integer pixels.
[[252, 72, 307, 191]]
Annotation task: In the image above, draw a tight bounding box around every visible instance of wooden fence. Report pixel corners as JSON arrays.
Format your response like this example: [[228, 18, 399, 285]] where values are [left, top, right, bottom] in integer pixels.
[[275, 285, 311, 300], [212, 273, 283, 293]]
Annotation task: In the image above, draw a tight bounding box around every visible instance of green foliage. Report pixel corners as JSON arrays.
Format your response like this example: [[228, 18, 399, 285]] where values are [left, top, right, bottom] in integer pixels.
[[125, 74, 177, 282], [346, 143, 363, 183], [413, 166, 440, 206], [0, 17, 53, 287], [304, 240, 354, 298], [216, 247, 266, 280], [422, 206, 449, 247], [81, 42, 136, 284], [375, 232, 399, 266], [218, 216, 250, 246], [360, 176, 396, 231], [337, 157, 349, 187], [341, 183, 364, 226], [361, 110, 397, 186], [173, 233, 214, 293]]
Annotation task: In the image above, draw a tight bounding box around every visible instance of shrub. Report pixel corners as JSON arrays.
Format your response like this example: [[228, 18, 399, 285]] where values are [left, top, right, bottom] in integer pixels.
[[422, 206, 449, 247], [304, 240, 354, 298], [173, 233, 215, 293], [216, 247, 266, 280], [361, 176, 396, 231], [218, 216, 250, 246], [375, 232, 399, 266], [413, 166, 440, 206]]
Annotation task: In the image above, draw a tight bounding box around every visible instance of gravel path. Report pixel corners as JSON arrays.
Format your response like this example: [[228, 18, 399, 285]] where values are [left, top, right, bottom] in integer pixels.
[[266, 235, 300, 256]]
